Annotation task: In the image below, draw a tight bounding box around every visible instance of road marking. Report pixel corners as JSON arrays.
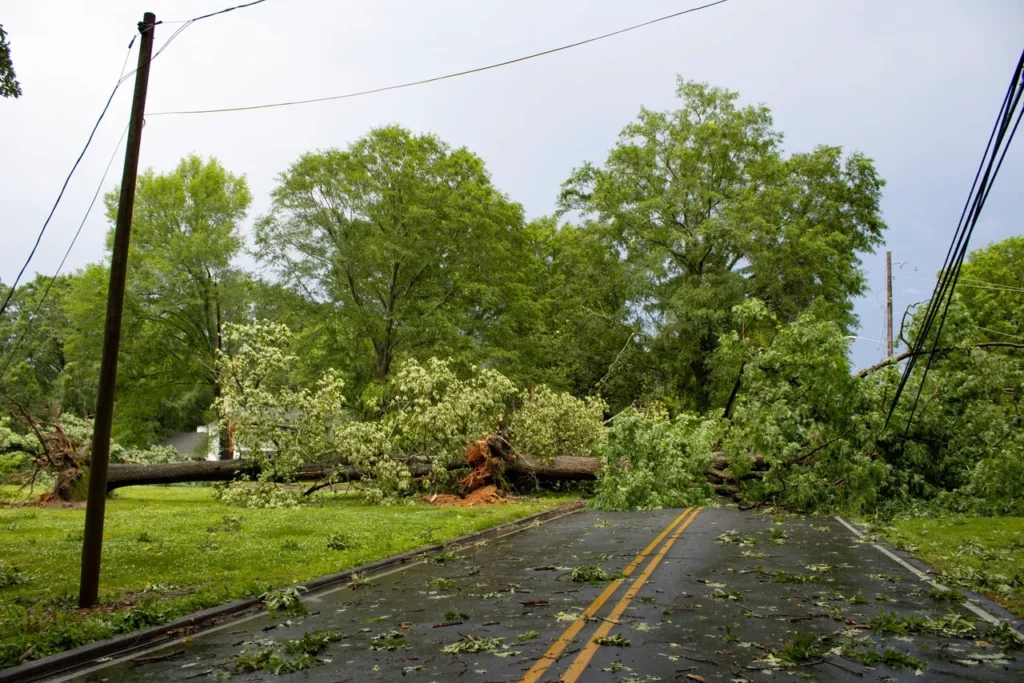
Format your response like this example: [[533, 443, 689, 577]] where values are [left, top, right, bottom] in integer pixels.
[[48, 507, 587, 683], [558, 507, 703, 682], [520, 507, 695, 683], [835, 515, 1023, 638]]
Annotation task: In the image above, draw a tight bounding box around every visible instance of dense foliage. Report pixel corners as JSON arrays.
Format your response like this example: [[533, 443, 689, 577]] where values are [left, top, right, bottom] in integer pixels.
[[212, 322, 606, 505], [2, 79, 1021, 516]]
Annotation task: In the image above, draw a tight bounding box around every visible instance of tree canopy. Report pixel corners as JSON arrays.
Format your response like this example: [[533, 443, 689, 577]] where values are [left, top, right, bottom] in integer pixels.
[[255, 126, 530, 386], [560, 80, 885, 411], [60, 156, 253, 447], [2, 80, 1021, 519]]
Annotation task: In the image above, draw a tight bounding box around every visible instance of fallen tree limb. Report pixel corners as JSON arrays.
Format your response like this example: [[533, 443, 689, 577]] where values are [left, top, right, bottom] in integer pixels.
[[855, 342, 1024, 378]]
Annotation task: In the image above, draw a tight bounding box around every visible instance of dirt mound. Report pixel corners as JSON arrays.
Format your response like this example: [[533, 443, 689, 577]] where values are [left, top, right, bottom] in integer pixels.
[[422, 485, 512, 506]]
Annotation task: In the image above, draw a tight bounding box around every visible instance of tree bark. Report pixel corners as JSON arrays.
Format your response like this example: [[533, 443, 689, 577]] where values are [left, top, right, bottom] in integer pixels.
[[103, 448, 770, 492], [105, 458, 457, 491], [103, 454, 599, 492]]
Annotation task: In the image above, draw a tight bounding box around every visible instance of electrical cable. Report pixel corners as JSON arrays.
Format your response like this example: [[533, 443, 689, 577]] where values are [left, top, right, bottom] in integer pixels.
[[895, 273, 1024, 294], [184, 0, 268, 23], [0, 36, 138, 320], [0, 124, 131, 384], [884, 48, 1024, 432], [1, 2, 271, 372], [149, 0, 730, 116], [975, 325, 1024, 342]]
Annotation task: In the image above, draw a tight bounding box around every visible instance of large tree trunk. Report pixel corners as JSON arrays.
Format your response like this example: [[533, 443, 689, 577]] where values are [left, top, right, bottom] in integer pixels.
[[103, 436, 770, 505], [103, 440, 767, 500], [105, 458, 452, 491], [103, 452, 602, 492]]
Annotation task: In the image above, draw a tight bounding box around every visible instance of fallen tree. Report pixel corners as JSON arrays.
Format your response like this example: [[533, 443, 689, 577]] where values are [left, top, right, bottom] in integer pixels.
[[104, 430, 768, 504], [103, 447, 603, 492]]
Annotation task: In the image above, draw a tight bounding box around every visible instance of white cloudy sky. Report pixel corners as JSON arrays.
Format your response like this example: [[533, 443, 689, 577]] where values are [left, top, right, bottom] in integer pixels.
[[1, 0, 1022, 370]]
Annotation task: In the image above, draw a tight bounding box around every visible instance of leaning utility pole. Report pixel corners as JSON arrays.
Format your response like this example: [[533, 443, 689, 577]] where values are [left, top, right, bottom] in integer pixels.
[[79, 12, 156, 609], [885, 250, 893, 358]]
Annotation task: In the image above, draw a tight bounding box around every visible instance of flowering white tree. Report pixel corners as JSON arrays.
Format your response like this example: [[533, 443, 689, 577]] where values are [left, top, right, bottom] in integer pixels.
[[213, 322, 609, 506]]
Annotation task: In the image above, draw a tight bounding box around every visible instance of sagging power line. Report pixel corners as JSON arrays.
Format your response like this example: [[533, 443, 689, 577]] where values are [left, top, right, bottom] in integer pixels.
[[884, 48, 1024, 432], [149, 0, 730, 116], [0, 36, 138, 321], [0, 0, 271, 322]]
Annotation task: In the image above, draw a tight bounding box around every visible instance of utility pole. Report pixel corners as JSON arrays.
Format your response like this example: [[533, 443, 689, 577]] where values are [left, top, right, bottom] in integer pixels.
[[885, 250, 893, 358], [79, 12, 156, 609]]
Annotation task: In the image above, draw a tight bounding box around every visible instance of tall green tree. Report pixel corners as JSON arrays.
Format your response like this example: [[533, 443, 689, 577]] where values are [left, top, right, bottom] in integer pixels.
[[255, 126, 529, 388], [0, 274, 89, 413], [560, 79, 886, 411], [66, 156, 252, 449], [514, 218, 639, 409]]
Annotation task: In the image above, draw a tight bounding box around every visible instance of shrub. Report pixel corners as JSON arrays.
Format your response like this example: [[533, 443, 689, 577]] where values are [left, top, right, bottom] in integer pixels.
[[510, 386, 607, 461], [592, 409, 718, 510]]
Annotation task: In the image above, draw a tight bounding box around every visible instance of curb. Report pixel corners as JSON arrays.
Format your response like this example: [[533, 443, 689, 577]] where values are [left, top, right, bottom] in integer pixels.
[[0, 500, 585, 683]]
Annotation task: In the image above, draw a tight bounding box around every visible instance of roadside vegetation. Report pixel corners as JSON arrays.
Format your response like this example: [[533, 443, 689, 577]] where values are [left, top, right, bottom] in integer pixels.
[[881, 517, 1024, 617], [0, 486, 569, 668]]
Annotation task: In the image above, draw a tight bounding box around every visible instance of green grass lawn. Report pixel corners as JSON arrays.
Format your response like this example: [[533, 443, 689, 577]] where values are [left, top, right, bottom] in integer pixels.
[[0, 485, 574, 669], [883, 517, 1024, 617]]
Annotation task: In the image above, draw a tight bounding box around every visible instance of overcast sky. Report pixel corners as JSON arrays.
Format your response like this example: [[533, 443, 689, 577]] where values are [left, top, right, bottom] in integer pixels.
[[2, 0, 1022, 370]]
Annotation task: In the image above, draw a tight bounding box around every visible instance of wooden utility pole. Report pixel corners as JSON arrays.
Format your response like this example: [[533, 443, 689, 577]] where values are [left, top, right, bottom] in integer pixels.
[[886, 250, 893, 358], [79, 12, 156, 609]]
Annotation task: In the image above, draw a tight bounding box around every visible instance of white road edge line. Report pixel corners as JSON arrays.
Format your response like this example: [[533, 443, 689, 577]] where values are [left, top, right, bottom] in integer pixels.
[[835, 515, 1023, 637], [48, 506, 584, 683]]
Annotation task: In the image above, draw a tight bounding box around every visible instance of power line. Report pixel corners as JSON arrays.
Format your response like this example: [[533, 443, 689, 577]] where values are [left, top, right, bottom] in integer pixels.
[[149, 0, 730, 116], [976, 325, 1024, 342], [0, 36, 138, 320], [885, 48, 1024, 432], [0, 125, 131, 384], [185, 0, 268, 24], [0, 1, 268, 322], [895, 273, 1024, 294]]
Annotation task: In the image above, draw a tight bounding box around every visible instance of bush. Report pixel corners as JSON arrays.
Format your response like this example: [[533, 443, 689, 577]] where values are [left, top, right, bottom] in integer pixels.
[[956, 445, 1024, 516], [592, 410, 718, 510], [510, 387, 607, 461]]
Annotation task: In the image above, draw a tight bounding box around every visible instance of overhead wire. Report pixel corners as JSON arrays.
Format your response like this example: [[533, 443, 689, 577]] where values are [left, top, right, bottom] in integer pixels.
[[183, 0, 268, 24], [975, 325, 1024, 342], [0, 34, 138, 320], [1, 1, 273, 368], [0, 125, 131, 384], [149, 0, 730, 116], [895, 273, 1024, 294], [884, 48, 1024, 432]]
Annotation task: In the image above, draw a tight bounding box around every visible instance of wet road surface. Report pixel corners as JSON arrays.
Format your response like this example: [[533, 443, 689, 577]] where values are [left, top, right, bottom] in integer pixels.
[[56, 507, 1023, 682]]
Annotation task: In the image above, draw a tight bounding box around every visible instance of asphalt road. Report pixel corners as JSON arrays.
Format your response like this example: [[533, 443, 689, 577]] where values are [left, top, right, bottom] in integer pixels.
[[56, 507, 1023, 682]]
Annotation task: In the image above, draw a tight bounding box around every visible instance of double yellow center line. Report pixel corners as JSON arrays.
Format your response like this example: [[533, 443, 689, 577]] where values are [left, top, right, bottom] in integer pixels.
[[521, 507, 702, 683]]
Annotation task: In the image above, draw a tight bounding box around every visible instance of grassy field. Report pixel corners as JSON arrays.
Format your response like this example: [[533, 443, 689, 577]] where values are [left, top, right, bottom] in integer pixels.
[[883, 517, 1024, 617], [0, 485, 573, 669]]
